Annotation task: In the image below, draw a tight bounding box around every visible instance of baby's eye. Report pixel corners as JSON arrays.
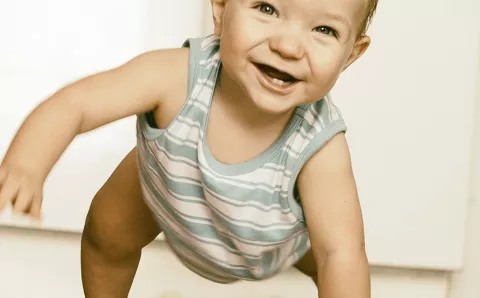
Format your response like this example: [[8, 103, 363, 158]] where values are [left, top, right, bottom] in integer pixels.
[[313, 26, 337, 37], [255, 2, 278, 17]]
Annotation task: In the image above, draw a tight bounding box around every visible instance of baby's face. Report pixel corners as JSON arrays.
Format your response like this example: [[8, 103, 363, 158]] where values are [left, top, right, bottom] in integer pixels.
[[212, 0, 371, 114]]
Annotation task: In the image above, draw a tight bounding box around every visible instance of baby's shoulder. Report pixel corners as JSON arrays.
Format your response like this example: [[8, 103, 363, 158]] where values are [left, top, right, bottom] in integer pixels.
[[134, 35, 221, 129], [137, 46, 190, 95], [130, 46, 189, 129], [142, 34, 220, 103], [295, 94, 345, 136], [289, 94, 348, 180]]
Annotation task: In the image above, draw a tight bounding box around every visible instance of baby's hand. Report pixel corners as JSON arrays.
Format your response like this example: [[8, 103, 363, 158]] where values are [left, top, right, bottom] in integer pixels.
[[0, 165, 43, 219]]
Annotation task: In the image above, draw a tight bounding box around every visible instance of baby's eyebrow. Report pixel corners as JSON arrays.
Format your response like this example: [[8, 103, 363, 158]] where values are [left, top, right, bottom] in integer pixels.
[[320, 12, 352, 29]]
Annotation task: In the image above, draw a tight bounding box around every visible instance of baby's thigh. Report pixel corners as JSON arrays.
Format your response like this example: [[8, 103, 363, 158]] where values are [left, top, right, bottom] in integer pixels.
[[294, 249, 317, 280], [83, 147, 161, 254]]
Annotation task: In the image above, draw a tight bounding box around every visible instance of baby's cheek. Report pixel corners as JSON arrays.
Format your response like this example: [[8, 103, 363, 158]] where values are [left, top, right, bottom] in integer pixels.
[[304, 73, 338, 102], [311, 60, 344, 88]]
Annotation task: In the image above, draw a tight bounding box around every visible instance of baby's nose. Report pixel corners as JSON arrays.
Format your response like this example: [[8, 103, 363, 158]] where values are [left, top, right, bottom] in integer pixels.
[[269, 33, 305, 60]]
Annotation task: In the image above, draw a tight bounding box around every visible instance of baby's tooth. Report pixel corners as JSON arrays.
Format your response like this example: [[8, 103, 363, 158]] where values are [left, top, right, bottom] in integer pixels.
[[272, 78, 284, 86]]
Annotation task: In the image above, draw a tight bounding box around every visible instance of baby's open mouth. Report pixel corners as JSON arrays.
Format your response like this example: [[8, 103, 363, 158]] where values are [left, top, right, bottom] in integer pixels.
[[254, 63, 299, 87]]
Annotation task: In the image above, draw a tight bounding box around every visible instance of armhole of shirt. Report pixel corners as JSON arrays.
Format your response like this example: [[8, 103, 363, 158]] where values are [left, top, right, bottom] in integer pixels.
[[286, 119, 348, 221], [137, 37, 201, 140]]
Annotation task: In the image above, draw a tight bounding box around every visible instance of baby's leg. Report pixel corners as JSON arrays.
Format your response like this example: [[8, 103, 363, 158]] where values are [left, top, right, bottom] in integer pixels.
[[294, 249, 318, 282], [81, 147, 161, 298]]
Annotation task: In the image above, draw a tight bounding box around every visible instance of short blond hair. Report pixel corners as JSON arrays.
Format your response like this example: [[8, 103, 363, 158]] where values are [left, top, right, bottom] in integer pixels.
[[358, 0, 378, 38]]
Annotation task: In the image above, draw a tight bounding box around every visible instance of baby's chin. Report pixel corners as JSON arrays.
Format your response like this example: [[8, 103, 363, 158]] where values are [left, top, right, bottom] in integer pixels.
[[248, 91, 309, 116]]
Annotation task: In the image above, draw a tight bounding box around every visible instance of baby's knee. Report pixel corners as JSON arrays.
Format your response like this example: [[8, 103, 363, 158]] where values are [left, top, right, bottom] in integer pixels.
[[82, 193, 140, 257]]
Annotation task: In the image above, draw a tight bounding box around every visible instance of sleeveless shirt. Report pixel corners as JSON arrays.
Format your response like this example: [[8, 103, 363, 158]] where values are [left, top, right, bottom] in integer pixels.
[[135, 34, 347, 283]]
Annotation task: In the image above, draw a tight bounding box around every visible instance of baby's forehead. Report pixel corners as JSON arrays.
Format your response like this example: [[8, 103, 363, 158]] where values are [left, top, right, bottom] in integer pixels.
[[283, 0, 368, 21], [281, 0, 368, 33]]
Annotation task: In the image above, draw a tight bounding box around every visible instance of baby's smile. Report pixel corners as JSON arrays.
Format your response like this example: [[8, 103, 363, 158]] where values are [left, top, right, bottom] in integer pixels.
[[253, 62, 300, 94]]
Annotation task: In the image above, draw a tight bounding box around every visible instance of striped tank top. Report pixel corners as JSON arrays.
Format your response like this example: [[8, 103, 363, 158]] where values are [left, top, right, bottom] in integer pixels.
[[136, 34, 347, 283]]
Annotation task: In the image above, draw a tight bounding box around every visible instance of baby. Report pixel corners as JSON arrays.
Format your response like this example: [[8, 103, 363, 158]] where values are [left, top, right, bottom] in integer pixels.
[[0, 0, 377, 297]]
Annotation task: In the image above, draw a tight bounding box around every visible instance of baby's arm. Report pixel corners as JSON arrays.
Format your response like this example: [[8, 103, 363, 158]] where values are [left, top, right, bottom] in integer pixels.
[[297, 133, 370, 298], [0, 48, 188, 217]]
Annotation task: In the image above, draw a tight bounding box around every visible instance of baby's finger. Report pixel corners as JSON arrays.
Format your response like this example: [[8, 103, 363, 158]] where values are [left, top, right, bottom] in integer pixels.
[[12, 187, 34, 215], [0, 168, 7, 185], [0, 177, 19, 210], [30, 195, 43, 219]]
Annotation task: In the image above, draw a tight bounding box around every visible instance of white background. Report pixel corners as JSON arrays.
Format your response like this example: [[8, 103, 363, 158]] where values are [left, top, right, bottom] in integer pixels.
[[331, 0, 479, 269]]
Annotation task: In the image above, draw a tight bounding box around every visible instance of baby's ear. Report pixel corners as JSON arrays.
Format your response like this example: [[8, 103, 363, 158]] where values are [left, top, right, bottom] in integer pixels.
[[343, 36, 371, 71], [210, 0, 226, 37]]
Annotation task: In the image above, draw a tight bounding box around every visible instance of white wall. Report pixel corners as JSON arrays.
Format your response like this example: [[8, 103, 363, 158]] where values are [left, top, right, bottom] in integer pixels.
[[449, 35, 480, 298]]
